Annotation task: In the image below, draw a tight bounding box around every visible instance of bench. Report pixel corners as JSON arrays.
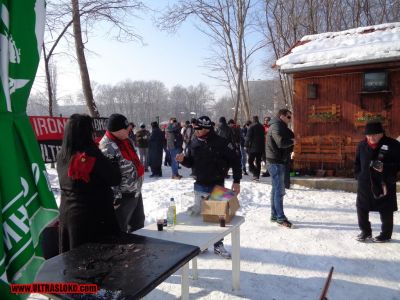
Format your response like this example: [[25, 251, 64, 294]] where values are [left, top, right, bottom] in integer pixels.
[[294, 136, 344, 164]]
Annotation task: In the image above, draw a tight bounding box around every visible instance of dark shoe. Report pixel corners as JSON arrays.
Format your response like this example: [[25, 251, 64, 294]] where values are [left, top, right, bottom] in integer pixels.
[[243, 170, 248, 175], [277, 220, 293, 229], [261, 172, 270, 177], [225, 174, 231, 179], [144, 168, 149, 172], [214, 244, 231, 259], [372, 234, 391, 243], [355, 232, 372, 242], [270, 216, 277, 223], [149, 174, 156, 178]]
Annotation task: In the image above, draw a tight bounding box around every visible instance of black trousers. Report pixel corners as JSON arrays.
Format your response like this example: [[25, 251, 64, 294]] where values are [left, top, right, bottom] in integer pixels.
[[115, 192, 145, 233], [357, 206, 393, 238], [151, 166, 162, 176], [248, 152, 262, 178]]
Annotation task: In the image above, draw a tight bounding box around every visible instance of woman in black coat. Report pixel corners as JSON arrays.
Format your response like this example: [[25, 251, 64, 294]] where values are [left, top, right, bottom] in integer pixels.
[[354, 121, 400, 243], [57, 114, 122, 253], [148, 121, 165, 177]]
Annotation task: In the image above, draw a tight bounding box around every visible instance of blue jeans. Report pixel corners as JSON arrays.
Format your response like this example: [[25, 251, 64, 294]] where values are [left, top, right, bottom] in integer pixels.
[[267, 163, 286, 221], [240, 146, 247, 171], [193, 183, 223, 247], [169, 148, 181, 176]]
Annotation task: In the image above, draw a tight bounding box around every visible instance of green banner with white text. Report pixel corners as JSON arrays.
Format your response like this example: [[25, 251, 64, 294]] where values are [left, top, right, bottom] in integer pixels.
[[0, 1, 59, 299]]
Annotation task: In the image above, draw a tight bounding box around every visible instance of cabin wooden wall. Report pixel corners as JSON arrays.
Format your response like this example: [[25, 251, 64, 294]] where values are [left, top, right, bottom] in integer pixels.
[[291, 61, 400, 175]]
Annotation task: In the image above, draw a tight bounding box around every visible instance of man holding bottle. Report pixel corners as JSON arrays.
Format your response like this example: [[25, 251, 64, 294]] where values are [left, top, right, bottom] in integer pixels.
[[176, 116, 241, 259]]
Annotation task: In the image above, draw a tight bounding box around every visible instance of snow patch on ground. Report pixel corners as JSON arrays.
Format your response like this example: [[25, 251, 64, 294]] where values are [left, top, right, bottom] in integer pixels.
[[32, 165, 400, 300]]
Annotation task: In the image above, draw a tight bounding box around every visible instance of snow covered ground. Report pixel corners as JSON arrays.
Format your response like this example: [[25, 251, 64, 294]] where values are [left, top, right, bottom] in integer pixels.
[[32, 164, 400, 300]]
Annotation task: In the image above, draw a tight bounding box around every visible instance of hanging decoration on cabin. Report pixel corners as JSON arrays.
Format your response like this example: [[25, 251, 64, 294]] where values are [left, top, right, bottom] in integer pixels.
[[307, 104, 341, 123], [354, 111, 389, 128]]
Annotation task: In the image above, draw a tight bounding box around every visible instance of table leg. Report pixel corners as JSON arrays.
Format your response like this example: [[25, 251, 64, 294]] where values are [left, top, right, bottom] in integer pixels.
[[231, 226, 240, 291], [191, 257, 198, 280], [181, 262, 190, 300]]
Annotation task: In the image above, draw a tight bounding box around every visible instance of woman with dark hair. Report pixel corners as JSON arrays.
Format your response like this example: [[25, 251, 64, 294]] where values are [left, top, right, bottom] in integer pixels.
[[57, 114, 122, 253]]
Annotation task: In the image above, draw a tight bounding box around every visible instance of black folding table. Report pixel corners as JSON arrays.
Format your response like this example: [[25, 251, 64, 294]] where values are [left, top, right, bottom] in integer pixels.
[[35, 233, 200, 299]]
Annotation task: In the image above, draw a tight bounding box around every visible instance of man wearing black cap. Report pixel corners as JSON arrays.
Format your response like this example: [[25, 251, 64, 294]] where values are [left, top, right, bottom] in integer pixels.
[[99, 113, 145, 233], [176, 116, 241, 258], [355, 121, 400, 243]]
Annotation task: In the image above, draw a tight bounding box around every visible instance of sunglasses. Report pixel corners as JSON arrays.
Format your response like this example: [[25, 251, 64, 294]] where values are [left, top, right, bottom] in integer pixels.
[[286, 115, 292, 119]]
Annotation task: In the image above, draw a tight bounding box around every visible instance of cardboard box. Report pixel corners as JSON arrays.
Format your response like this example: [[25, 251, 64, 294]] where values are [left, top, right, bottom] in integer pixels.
[[201, 185, 240, 223]]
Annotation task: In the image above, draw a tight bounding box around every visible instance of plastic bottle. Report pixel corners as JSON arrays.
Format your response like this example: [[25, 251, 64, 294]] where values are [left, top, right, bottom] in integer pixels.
[[167, 197, 176, 230]]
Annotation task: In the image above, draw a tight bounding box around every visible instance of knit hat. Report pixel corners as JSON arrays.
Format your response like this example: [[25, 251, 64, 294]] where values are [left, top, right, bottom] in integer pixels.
[[196, 116, 212, 129], [364, 121, 384, 135], [107, 113, 129, 132], [140, 123, 145, 128], [219, 116, 226, 124]]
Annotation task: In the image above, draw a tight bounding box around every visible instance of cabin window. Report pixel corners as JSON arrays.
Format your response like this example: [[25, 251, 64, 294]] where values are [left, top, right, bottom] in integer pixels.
[[363, 71, 388, 92], [307, 84, 318, 99]]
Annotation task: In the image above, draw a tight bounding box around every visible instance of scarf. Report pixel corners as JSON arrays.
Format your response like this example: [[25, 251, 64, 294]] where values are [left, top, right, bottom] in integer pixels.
[[367, 139, 378, 150], [106, 131, 144, 177]]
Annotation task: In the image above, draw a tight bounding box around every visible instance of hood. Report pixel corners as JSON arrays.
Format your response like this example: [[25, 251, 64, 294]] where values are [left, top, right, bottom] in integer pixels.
[[268, 116, 282, 126]]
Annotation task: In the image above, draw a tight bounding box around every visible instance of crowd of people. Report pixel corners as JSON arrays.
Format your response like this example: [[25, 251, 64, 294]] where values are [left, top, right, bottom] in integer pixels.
[[56, 110, 400, 262]]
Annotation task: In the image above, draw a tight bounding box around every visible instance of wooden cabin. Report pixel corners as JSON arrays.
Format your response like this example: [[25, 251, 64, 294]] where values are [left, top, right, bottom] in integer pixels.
[[275, 23, 400, 176]]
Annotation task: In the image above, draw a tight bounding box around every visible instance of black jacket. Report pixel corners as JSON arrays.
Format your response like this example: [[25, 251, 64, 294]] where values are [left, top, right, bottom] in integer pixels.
[[148, 127, 165, 168], [57, 145, 121, 253], [216, 122, 234, 143], [245, 122, 265, 154], [181, 130, 242, 185], [265, 117, 294, 164], [354, 135, 400, 212]]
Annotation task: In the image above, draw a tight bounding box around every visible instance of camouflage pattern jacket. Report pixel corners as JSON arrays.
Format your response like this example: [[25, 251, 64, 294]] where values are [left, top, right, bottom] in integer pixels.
[[99, 134, 143, 199]]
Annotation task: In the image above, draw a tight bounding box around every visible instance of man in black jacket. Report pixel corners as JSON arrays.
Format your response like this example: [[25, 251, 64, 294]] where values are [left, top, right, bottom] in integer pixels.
[[176, 116, 241, 258], [265, 109, 295, 228], [245, 116, 265, 182], [354, 121, 400, 242]]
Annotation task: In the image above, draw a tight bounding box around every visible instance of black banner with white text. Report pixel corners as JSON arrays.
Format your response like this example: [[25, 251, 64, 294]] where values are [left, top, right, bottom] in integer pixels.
[[29, 116, 108, 163]]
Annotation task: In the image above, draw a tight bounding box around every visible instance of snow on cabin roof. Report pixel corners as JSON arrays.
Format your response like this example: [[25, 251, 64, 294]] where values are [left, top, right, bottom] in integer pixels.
[[275, 22, 400, 73]]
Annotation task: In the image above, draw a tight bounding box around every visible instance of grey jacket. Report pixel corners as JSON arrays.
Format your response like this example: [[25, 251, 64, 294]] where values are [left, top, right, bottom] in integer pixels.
[[265, 117, 294, 164]]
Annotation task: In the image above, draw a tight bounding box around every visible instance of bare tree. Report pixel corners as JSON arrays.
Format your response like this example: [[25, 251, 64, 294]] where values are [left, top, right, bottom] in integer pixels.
[[43, 0, 146, 117], [42, 46, 58, 116], [157, 0, 265, 121], [260, 0, 400, 108], [94, 80, 213, 123]]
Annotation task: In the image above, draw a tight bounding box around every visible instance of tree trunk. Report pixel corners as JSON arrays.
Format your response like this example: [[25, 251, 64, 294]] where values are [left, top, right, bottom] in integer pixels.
[[43, 45, 53, 117], [71, 0, 99, 117]]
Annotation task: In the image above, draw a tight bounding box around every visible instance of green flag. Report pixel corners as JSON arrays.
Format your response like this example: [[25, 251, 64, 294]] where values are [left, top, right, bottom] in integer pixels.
[[0, 1, 59, 299]]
